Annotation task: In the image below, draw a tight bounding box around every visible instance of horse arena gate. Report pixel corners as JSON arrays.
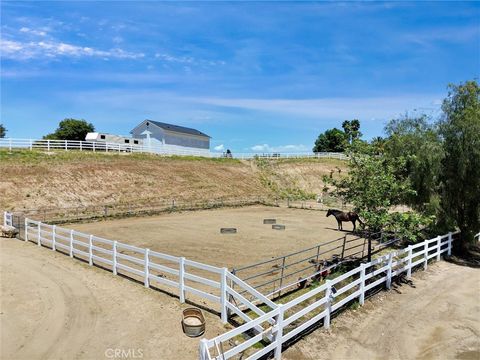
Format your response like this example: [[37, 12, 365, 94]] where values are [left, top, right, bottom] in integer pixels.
[[3, 211, 471, 360]]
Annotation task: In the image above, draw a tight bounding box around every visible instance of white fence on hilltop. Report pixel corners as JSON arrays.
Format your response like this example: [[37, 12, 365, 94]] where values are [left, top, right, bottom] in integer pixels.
[[199, 231, 462, 360], [0, 138, 348, 160]]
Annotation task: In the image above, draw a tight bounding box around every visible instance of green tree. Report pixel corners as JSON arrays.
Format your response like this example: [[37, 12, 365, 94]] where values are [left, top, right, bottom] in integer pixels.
[[384, 115, 442, 212], [0, 124, 6, 138], [313, 128, 347, 152], [44, 119, 95, 141], [342, 119, 362, 144], [438, 80, 480, 247], [328, 149, 422, 234]]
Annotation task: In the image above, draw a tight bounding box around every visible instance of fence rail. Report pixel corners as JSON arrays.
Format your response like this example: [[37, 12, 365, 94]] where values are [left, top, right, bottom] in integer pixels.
[[200, 231, 461, 360], [3, 211, 467, 360], [11, 214, 277, 329], [0, 138, 348, 160]]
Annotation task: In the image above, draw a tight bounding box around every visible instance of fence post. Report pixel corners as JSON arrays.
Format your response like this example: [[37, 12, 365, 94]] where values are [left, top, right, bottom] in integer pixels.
[[113, 241, 118, 275], [144, 249, 150, 288], [179, 257, 185, 303], [89, 235, 93, 266], [93, 142, 96, 152], [278, 256, 286, 297], [37, 222, 41, 246], [9, 138, 12, 151], [386, 252, 393, 289], [47, 140, 50, 151], [359, 263, 366, 305], [274, 304, 284, 360], [407, 245, 412, 279], [65, 140, 67, 150], [69, 229, 74, 257], [3, 211, 6, 226], [80, 141, 83, 151], [30, 139, 33, 150], [24, 218, 28, 242], [436, 236, 442, 261], [324, 280, 332, 329], [423, 241, 428, 270], [447, 232, 453, 256], [198, 339, 210, 360], [220, 268, 228, 324], [52, 225, 56, 251], [341, 235, 347, 260]]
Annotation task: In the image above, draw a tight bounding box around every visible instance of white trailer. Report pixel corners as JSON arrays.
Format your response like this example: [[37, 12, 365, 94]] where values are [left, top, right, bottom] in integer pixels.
[[85, 132, 143, 146]]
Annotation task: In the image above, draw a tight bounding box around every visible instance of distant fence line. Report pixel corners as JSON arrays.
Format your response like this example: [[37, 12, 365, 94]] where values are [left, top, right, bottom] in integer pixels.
[[6, 196, 352, 224], [0, 138, 348, 160]]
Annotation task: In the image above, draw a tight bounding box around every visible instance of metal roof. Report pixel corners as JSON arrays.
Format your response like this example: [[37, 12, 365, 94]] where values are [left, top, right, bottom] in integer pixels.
[[144, 120, 210, 138]]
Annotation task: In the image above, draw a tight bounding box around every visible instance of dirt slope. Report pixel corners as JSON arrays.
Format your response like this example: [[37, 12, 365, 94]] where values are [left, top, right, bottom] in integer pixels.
[[0, 150, 347, 211]]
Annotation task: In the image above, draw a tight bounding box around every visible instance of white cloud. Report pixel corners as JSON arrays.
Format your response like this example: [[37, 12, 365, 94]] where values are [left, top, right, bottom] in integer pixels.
[[214, 144, 225, 151], [250, 144, 309, 153], [112, 36, 123, 44], [0, 39, 145, 60], [19, 26, 48, 36]]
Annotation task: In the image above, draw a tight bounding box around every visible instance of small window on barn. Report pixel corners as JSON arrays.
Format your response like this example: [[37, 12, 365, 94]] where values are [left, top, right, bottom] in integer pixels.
[[125, 139, 130, 144], [100, 135, 106, 140], [134, 140, 139, 144], [146, 122, 149, 126]]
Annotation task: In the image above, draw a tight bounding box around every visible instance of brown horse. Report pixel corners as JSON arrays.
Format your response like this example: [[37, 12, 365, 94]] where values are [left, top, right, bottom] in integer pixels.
[[326, 209, 364, 231]]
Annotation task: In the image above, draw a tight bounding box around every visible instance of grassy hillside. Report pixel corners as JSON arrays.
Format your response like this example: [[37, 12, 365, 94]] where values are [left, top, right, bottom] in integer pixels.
[[0, 150, 347, 211]]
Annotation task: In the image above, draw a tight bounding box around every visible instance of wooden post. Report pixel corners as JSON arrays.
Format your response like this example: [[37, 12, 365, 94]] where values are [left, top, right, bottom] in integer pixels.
[[69, 230, 74, 258], [179, 257, 185, 303], [341, 235, 347, 260], [113, 241, 118, 275], [278, 257, 286, 297], [144, 249, 150, 288], [324, 280, 333, 329], [274, 304, 284, 360], [407, 245, 412, 279], [367, 237, 372, 262], [359, 263, 366, 305], [436, 236, 442, 261], [447, 232, 453, 256], [220, 268, 228, 324], [386, 252, 393, 289], [52, 225, 56, 251], [89, 235, 93, 266], [423, 241, 428, 270], [315, 245, 321, 264]]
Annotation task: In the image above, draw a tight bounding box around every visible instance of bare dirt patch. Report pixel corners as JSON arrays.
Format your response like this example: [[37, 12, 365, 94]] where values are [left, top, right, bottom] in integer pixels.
[[283, 261, 480, 360], [67, 205, 353, 270], [0, 238, 227, 360]]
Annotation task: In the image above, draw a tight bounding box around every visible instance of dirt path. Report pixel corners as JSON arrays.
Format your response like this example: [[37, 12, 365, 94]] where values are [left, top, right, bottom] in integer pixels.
[[0, 238, 226, 360], [284, 261, 480, 360]]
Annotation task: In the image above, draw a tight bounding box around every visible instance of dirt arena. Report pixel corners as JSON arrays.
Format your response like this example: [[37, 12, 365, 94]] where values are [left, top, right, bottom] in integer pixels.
[[68, 205, 356, 270]]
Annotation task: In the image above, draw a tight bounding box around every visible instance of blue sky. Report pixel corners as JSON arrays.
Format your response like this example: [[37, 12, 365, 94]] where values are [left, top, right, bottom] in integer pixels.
[[1, 1, 479, 153]]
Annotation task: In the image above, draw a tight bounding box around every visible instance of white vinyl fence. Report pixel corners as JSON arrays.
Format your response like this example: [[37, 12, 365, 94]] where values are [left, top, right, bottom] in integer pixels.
[[0, 138, 348, 160], [3, 212, 468, 360], [199, 231, 460, 360], [16, 214, 277, 328], [3, 212, 13, 226]]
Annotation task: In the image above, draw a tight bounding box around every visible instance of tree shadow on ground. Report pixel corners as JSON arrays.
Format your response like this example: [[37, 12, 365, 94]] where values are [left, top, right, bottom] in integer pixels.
[[447, 243, 480, 268]]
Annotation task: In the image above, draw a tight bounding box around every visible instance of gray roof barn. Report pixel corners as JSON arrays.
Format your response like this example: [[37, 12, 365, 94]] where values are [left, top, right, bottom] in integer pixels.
[[130, 120, 211, 150]]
